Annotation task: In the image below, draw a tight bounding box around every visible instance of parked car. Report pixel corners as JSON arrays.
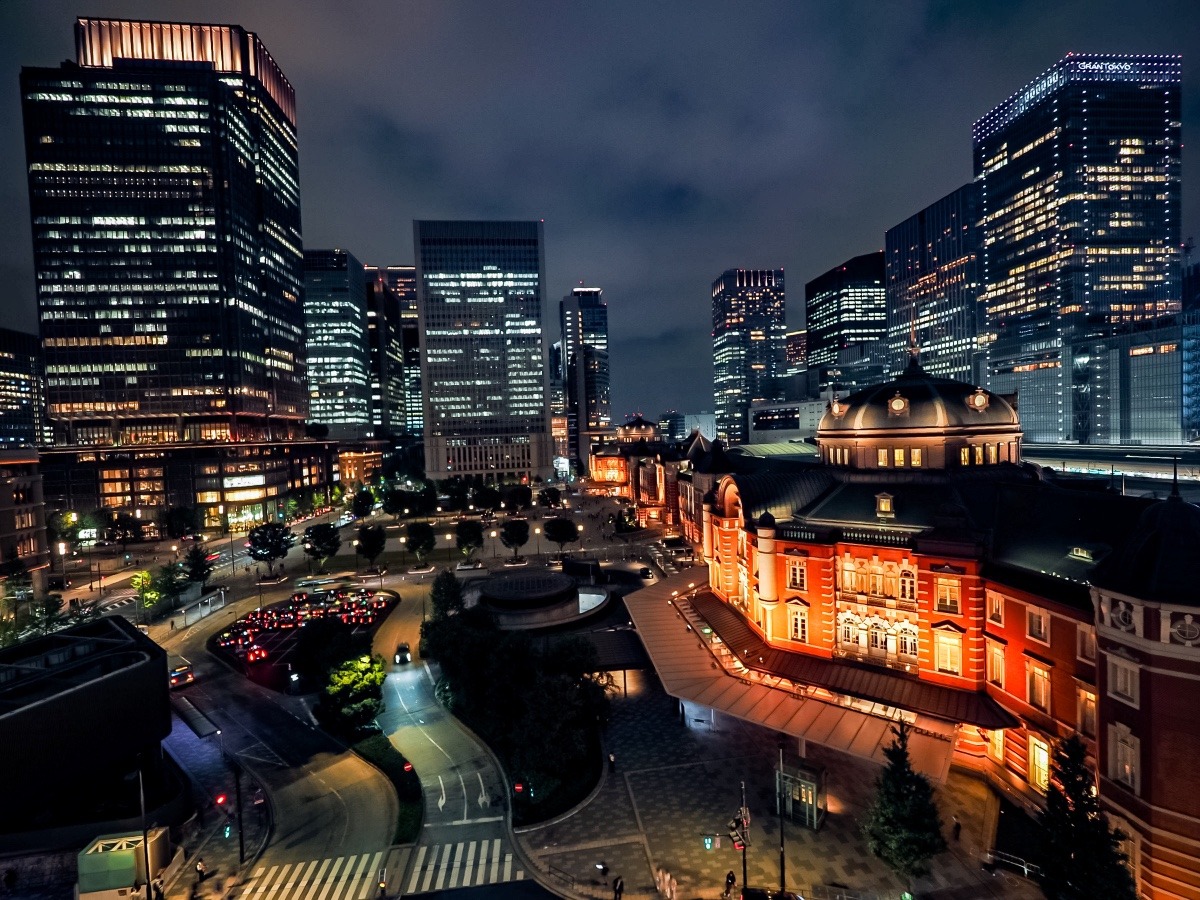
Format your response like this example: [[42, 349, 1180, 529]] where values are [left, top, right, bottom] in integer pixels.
[[639, 567, 654, 579], [47, 575, 72, 590]]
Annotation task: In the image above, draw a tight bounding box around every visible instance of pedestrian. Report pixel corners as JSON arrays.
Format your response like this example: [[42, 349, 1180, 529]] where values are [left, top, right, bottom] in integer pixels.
[[152, 876, 165, 900], [195, 858, 207, 883], [724, 870, 736, 899], [608, 751, 616, 773], [613, 874, 624, 900], [952, 815, 962, 841], [169, 619, 176, 631]]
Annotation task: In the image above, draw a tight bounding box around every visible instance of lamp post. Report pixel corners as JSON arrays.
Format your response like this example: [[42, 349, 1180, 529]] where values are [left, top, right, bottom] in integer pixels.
[[399, 536, 407, 568], [490, 530, 498, 559], [534, 527, 541, 557], [353, 539, 360, 573], [445, 533, 453, 566], [58, 541, 67, 578]]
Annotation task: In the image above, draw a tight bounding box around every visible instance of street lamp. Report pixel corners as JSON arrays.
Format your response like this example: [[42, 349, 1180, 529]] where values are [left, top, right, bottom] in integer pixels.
[[534, 527, 541, 557], [445, 533, 453, 566], [58, 541, 68, 578], [490, 530, 498, 559], [399, 535, 407, 567], [353, 539, 360, 573], [171, 544, 179, 561]]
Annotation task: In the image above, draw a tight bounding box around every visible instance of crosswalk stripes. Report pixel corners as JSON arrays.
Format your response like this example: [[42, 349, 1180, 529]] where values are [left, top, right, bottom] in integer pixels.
[[405, 839, 524, 895], [239, 850, 385, 900]]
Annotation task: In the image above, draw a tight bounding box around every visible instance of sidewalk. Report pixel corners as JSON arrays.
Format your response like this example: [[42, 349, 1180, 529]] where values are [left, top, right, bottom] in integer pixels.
[[514, 670, 1042, 900]]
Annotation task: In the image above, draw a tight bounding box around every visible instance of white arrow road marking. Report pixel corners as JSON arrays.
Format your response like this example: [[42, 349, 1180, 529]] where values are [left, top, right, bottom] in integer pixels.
[[438, 775, 446, 811], [477, 772, 488, 808]]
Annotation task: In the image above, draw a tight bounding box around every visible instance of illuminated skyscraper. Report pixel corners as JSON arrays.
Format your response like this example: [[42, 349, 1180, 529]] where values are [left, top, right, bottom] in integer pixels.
[[712, 269, 786, 446], [973, 53, 1182, 442], [885, 184, 981, 381], [303, 250, 370, 439], [414, 221, 553, 481], [0, 328, 43, 447], [804, 253, 886, 370], [560, 285, 610, 470], [785, 329, 808, 376], [21, 18, 305, 446]]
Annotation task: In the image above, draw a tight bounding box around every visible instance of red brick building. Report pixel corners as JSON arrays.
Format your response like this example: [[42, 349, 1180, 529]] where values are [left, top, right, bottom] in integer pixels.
[[687, 359, 1200, 899]]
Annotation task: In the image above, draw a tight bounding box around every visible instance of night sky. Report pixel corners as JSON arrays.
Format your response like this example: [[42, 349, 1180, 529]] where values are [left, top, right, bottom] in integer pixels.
[[2, 1, 1197, 421]]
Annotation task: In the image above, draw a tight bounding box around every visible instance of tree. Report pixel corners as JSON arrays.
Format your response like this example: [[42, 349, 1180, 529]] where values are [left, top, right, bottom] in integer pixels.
[[112, 513, 143, 550], [861, 721, 947, 883], [165, 506, 200, 539], [246, 523, 294, 573], [130, 570, 161, 621], [405, 521, 436, 563], [182, 544, 214, 586], [429, 570, 464, 619], [382, 488, 408, 522], [1037, 734, 1137, 900], [455, 520, 484, 559], [303, 523, 342, 572], [536, 487, 561, 509], [357, 524, 387, 566], [473, 485, 501, 512], [500, 519, 530, 559], [317, 654, 386, 736], [351, 487, 375, 519], [542, 517, 580, 554], [504, 485, 532, 511]]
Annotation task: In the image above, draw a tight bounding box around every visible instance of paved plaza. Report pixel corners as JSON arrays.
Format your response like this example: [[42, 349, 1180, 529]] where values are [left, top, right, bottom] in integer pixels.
[[515, 669, 1041, 900]]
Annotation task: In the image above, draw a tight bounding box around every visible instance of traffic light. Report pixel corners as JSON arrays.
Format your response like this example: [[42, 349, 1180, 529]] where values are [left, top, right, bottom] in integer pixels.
[[728, 830, 745, 851], [703, 835, 714, 851], [215, 793, 228, 807]]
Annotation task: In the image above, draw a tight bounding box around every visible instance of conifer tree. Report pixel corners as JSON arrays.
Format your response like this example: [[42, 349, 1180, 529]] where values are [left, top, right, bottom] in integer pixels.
[[862, 721, 947, 882]]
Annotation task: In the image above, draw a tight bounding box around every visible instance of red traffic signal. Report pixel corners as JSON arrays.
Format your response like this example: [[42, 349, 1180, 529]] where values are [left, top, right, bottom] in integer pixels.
[[215, 793, 228, 806], [728, 830, 745, 851]]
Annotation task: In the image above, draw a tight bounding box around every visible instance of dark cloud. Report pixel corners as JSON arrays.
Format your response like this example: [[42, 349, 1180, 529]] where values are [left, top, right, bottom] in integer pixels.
[[1, 0, 1196, 422]]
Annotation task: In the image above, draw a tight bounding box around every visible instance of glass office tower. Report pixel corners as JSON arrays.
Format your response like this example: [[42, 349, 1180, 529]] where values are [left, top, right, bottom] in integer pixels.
[[22, 19, 305, 446], [973, 53, 1182, 442], [885, 184, 981, 381], [560, 285, 611, 470], [0, 328, 43, 447], [804, 252, 886, 370], [303, 250, 370, 439], [414, 221, 553, 481], [712, 269, 786, 446]]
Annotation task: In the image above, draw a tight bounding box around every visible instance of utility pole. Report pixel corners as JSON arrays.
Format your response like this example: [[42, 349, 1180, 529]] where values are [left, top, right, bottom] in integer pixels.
[[740, 780, 749, 892], [778, 741, 786, 892]]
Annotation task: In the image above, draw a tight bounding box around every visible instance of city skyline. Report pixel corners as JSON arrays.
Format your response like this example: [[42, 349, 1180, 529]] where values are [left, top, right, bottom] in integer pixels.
[[1, 0, 1198, 420]]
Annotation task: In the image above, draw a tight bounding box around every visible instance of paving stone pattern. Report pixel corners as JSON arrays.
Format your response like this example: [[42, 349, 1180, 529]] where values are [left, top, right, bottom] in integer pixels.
[[516, 674, 1041, 900]]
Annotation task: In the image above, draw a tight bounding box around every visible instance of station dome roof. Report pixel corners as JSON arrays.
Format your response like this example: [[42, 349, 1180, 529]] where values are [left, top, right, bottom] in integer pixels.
[[818, 356, 1018, 436]]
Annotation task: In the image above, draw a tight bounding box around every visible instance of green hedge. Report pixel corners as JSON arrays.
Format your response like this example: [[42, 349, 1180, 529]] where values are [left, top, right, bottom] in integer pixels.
[[354, 734, 423, 843]]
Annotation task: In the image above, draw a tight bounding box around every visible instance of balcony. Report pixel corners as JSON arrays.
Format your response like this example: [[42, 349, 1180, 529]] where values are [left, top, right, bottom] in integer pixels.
[[836, 589, 917, 612]]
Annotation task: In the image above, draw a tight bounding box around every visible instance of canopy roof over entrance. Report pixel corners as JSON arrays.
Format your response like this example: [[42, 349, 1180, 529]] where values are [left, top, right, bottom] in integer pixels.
[[627, 573, 978, 782]]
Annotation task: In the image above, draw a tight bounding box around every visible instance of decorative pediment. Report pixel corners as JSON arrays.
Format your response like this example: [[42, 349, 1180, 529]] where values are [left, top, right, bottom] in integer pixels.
[[931, 620, 966, 634]]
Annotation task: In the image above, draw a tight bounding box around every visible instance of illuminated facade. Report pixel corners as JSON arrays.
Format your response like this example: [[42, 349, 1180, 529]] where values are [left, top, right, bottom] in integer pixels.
[[804, 252, 886, 370], [676, 359, 1200, 898], [303, 250, 371, 439], [785, 329, 807, 375], [885, 184, 980, 381], [0, 449, 49, 602], [0, 328, 44, 447], [712, 269, 786, 446], [414, 221, 553, 481], [380, 265, 422, 437], [39, 439, 339, 536], [560, 285, 611, 472], [973, 53, 1182, 443], [22, 18, 306, 447]]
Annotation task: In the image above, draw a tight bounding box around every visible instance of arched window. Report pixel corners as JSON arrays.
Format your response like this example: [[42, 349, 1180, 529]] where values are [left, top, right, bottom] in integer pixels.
[[842, 558, 857, 592], [838, 612, 860, 649], [899, 569, 917, 602], [897, 623, 919, 658]]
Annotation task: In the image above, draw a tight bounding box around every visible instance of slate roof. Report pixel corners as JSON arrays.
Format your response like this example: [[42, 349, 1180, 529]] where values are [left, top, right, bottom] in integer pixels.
[[727, 469, 837, 527]]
